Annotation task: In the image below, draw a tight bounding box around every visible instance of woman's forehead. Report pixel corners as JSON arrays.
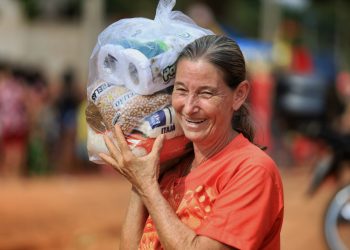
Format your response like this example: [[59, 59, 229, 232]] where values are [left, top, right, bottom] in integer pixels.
[[176, 59, 220, 76], [175, 59, 229, 90]]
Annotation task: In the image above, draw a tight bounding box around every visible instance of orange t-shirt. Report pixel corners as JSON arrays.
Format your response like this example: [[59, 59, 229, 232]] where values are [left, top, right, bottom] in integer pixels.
[[139, 134, 284, 250]]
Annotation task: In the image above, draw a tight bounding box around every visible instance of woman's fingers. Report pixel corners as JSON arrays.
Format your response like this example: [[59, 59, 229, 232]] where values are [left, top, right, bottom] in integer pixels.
[[103, 134, 122, 166], [99, 152, 121, 171], [113, 125, 131, 154], [102, 126, 164, 177], [150, 134, 165, 158]]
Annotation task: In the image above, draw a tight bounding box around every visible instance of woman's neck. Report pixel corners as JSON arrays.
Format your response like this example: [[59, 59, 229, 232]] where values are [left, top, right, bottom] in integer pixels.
[[191, 130, 238, 170]]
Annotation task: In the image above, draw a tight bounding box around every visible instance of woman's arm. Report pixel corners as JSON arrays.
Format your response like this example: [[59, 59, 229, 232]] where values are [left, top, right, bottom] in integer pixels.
[[100, 125, 233, 250], [119, 187, 148, 250]]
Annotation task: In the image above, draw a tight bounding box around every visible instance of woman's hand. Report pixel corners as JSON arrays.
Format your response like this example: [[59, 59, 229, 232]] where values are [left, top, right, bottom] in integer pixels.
[[99, 125, 165, 196]]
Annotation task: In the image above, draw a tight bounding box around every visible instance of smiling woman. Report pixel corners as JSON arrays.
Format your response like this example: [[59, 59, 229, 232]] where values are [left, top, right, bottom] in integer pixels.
[[172, 59, 244, 151], [99, 35, 284, 250]]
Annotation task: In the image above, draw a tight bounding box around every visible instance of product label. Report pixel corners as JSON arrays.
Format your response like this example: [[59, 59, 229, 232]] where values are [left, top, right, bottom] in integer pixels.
[[91, 82, 114, 103], [113, 91, 136, 108], [145, 110, 166, 129], [162, 64, 176, 83], [161, 124, 175, 134]]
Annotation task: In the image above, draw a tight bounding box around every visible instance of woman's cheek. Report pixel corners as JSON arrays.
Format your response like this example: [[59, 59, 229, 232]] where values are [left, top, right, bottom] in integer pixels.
[[171, 95, 183, 112]]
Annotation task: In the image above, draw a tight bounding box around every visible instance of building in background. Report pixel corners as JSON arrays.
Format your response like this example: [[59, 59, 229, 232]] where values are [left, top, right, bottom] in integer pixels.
[[0, 0, 104, 85], [1, 0, 349, 86]]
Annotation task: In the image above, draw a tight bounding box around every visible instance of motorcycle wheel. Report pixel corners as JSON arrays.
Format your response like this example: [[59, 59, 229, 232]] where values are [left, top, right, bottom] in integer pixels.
[[324, 183, 350, 250]]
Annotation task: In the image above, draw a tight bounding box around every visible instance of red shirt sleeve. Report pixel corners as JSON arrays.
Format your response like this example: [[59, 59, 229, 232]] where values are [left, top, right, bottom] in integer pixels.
[[195, 161, 284, 250]]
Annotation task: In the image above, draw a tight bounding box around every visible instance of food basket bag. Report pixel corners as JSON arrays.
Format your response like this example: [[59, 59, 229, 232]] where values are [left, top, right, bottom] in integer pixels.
[[86, 0, 213, 164]]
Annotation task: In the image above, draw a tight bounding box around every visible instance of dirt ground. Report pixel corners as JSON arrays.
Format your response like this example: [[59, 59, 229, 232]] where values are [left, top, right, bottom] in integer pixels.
[[0, 165, 344, 250]]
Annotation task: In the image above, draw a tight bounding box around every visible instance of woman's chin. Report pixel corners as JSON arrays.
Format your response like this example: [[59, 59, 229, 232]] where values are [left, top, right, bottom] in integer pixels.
[[183, 131, 206, 144]]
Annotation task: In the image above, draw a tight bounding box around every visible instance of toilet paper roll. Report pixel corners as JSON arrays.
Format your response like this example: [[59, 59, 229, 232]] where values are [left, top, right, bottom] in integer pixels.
[[97, 44, 180, 95], [97, 44, 124, 84], [119, 48, 153, 95]]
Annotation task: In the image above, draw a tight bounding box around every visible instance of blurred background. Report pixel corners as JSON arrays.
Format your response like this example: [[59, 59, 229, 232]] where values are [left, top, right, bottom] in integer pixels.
[[0, 0, 349, 249]]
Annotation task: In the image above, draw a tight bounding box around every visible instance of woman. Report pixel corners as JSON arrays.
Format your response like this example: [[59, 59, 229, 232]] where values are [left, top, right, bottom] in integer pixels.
[[100, 35, 284, 250]]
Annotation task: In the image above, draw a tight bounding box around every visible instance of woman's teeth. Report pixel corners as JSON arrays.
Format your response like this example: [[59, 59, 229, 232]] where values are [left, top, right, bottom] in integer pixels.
[[186, 119, 205, 124]]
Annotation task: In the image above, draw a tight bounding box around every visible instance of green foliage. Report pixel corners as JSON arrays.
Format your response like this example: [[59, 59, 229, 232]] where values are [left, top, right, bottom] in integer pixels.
[[18, 0, 40, 20], [105, 0, 134, 16], [17, 0, 82, 21], [59, 0, 82, 19]]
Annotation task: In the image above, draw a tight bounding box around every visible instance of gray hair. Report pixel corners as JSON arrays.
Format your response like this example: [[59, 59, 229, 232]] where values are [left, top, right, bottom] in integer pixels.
[[176, 35, 255, 143]]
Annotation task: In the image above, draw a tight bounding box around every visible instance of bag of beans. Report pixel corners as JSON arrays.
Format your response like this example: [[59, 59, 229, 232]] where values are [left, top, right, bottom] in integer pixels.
[[86, 0, 212, 164], [86, 80, 193, 164]]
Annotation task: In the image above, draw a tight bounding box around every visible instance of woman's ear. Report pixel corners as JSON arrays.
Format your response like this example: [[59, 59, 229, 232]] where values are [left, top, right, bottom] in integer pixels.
[[232, 80, 250, 111]]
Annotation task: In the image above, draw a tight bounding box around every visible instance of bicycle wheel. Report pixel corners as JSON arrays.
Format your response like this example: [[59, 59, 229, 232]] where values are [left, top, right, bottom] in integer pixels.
[[324, 183, 350, 250]]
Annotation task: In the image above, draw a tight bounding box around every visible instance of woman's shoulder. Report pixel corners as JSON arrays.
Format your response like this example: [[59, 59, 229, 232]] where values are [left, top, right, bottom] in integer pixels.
[[218, 136, 281, 180], [222, 134, 276, 165]]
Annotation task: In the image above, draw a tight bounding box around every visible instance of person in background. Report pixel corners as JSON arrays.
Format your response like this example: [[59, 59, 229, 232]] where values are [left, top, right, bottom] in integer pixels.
[[0, 65, 29, 177], [26, 70, 53, 175], [100, 35, 284, 249], [54, 68, 81, 173], [186, 2, 224, 35], [272, 18, 313, 74]]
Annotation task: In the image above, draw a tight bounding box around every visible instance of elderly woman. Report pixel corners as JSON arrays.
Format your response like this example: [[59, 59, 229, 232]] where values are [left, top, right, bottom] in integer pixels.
[[100, 35, 284, 250]]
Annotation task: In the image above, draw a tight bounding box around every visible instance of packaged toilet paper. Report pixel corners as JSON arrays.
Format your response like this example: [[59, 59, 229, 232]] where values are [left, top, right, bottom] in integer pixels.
[[86, 0, 213, 164], [87, 0, 213, 96]]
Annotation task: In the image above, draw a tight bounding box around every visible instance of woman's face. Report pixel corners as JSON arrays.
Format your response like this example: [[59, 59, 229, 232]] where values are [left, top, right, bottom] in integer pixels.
[[172, 59, 237, 146]]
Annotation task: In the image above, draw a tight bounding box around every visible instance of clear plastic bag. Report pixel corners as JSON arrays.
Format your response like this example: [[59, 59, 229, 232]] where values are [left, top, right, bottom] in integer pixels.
[[87, 0, 213, 96], [86, 0, 212, 164]]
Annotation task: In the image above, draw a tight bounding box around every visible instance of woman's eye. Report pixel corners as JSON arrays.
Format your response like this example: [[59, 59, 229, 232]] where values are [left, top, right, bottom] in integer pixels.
[[175, 87, 187, 94], [199, 91, 213, 98]]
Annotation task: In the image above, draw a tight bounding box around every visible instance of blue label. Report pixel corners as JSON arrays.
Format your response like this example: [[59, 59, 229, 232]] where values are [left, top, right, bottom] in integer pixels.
[[146, 110, 166, 129]]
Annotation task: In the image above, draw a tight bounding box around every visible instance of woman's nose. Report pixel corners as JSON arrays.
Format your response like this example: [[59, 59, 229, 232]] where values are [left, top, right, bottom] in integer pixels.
[[183, 94, 199, 114]]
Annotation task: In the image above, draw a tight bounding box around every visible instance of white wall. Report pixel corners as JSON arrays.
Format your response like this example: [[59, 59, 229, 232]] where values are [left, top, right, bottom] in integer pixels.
[[0, 0, 104, 85]]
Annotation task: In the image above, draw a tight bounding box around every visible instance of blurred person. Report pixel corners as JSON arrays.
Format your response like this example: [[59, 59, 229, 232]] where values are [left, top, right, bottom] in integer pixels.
[[26, 70, 54, 175], [186, 3, 224, 35], [53, 68, 81, 173], [271, 18, 316, 166], [272, 18, 313, 74], [100, 35, 284, 249], [0, 65, 29, 177], [272, 68, 345, 167]]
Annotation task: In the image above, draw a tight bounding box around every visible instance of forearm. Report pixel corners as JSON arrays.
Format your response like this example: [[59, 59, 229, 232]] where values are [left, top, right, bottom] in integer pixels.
[[140, 183, 197, 250], [120, 187, 148, 250]]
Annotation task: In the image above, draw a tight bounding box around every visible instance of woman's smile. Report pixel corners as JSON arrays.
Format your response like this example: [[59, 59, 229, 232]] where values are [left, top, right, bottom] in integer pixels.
[[184, 117, 206, 126]]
